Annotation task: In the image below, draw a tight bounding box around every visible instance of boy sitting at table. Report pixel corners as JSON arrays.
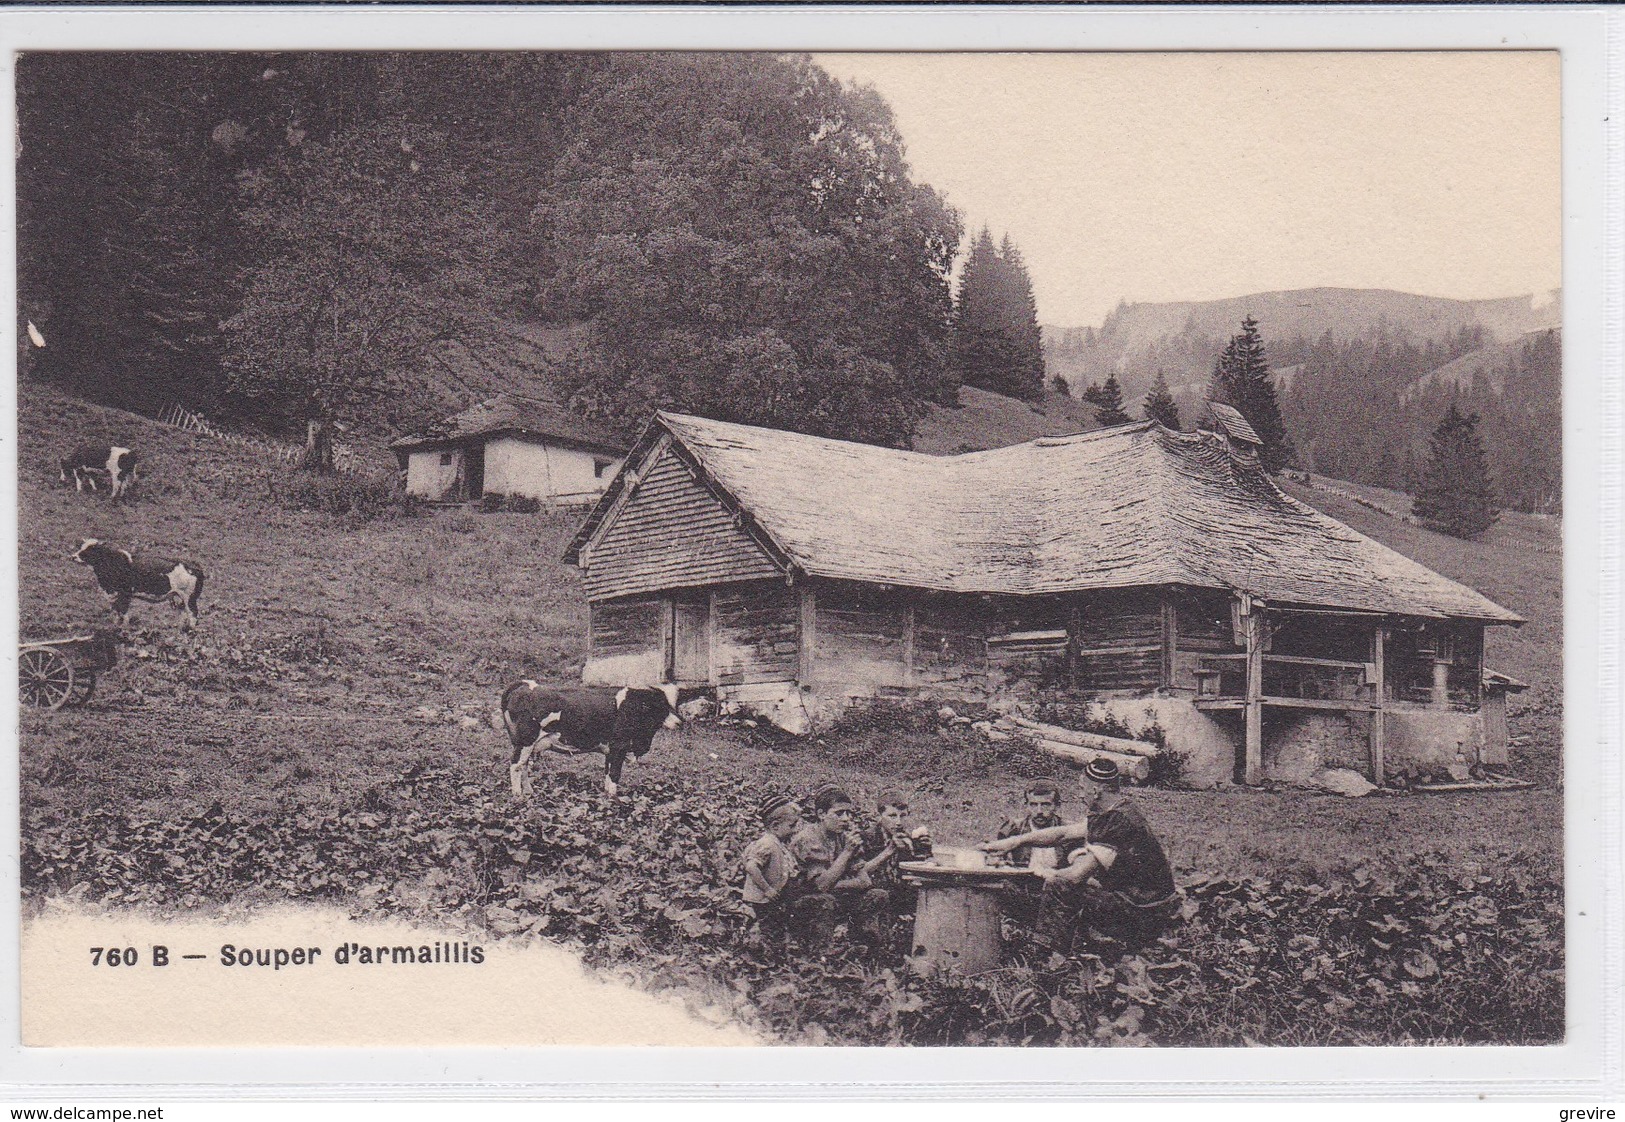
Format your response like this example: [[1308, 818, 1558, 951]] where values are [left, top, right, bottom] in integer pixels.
[[790, 785, 895, 946], [859, 789, 930, 914]]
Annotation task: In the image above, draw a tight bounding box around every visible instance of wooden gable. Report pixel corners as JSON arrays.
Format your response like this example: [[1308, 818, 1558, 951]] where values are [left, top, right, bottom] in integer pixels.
[[579, 441, 783, 602]]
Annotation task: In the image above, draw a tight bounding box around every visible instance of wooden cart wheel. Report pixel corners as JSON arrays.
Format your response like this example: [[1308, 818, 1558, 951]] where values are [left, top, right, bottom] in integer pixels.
[[20, 648, 76, 710], [69, 669, 97, 706]]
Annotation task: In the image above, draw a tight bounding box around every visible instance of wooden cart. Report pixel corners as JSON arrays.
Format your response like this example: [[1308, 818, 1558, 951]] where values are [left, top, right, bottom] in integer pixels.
[[18, 632, 119, 711]]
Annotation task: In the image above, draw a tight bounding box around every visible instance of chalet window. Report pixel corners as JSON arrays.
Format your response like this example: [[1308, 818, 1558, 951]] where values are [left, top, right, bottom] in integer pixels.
[[594, 457, 614, 479], [439, 452, 453, 467]]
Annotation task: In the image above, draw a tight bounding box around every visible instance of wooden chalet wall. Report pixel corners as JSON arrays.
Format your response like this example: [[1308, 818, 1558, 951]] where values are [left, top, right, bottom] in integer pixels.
[[810, 584, 1176, 705], [581, 441, 781, 602], [1072, 589, 1164, 692], [584, 596, 666, 685], [912, 595, 992, 695], [713, 582, 799, 686], [984, 598, 1070, 691], [1170, 588, 1241, 693], [813, 582, 911, 696]]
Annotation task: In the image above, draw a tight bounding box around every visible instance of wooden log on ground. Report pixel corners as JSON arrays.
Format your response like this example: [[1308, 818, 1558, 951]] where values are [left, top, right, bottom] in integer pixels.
[[1031, 738, 1152, 782], [1011, 717, 1161, 758]]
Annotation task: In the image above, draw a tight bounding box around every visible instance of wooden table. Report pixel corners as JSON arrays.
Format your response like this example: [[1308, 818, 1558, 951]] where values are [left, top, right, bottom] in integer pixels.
[[900, 849, 1038, 975]]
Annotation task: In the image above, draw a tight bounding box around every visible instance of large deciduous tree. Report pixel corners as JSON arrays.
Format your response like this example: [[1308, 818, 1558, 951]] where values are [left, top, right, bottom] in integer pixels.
[[221, 125, 516, 468], [538, 54, 961, 448], [1411, 403, 1499, 538], [1209, 315, 1294, 473]]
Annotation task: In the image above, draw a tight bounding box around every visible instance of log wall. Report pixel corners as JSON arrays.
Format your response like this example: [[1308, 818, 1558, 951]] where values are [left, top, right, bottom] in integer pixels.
[[1072, 590, 1163, 692], [1171, 588, 1241, 691], [814, 582, 911, 691], [712, 582, 799, 686], [583, 595, 666, 686], [912, 596, 991, 694]]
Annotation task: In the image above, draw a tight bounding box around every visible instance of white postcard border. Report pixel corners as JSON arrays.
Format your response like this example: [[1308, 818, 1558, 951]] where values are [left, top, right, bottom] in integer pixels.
[[0, 2, 1617, 1099]]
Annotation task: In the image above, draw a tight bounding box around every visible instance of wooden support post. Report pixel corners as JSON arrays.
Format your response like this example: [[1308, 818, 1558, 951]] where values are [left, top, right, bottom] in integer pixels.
[[797, 585, 817, 688], [707, 591, 720, 687], [903, 600, 917, 688], [1369, 625, 1387, 786], [1066, 601, 1082, 685], [1242, 596, 1265, 785], [1431, 659, 1451, 710], [1160, 595, 1178, 690], [661, 598, 676, 682]]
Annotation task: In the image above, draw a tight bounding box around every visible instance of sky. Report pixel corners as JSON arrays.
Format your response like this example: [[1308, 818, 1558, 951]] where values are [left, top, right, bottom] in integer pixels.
[[813, 52, 1562, 328]]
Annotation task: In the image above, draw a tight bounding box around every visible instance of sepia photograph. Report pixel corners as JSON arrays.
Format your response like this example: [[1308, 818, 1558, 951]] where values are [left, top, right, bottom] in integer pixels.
[[4, 15, 1606, 1088]]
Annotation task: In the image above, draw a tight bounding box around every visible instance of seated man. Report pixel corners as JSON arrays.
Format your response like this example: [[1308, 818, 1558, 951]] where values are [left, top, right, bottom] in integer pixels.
[[980, 759, 1180, 953], [791, 785, 893, 946], [994, 779, 1069, 871]]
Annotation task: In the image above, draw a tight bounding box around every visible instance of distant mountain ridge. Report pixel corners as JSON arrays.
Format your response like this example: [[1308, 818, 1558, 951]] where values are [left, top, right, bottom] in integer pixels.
[[1045, 286, 1562, 406]]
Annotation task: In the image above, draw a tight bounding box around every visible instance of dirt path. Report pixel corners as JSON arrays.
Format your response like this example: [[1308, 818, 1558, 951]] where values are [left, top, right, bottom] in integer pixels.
[[22, 902, 758, 1047]]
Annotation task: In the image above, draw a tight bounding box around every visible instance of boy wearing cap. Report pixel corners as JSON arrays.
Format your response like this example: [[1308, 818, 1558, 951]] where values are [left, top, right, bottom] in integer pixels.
[[980, 758, 1180, 953], [742, 793, 834, 946]]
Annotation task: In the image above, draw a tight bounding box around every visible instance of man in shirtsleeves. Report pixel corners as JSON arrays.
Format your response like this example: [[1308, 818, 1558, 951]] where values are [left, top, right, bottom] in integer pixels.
[[980, 758, 1181, 953]]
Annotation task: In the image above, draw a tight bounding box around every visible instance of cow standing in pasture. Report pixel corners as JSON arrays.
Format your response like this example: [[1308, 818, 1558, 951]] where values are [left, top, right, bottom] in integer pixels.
[[500, 681, 682, 797], [61, 445, 139, 499], [71, 539, 206, 630]]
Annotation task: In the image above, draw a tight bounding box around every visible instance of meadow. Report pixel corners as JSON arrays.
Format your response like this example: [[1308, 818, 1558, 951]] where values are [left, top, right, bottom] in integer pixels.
[[16, 386, 1565, 1044]]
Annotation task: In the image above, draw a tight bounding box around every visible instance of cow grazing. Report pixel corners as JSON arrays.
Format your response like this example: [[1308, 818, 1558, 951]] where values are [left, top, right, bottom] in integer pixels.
[[60, 445, 138, 499], [71, 539, 205, 630], [500, 681, 682, 797]]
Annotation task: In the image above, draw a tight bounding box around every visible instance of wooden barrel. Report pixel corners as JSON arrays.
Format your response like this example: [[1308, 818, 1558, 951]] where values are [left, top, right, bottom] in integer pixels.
[[903, 859, 1032, 976], [908, 880, 1004, 975]]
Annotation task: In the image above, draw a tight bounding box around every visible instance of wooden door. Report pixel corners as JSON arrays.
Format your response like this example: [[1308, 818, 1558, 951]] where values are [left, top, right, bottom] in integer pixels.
[[671, 598, 711, 684]]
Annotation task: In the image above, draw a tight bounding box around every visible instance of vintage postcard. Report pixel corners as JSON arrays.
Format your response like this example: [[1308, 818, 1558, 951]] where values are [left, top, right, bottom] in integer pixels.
[[3, 3, 1617, 1101]]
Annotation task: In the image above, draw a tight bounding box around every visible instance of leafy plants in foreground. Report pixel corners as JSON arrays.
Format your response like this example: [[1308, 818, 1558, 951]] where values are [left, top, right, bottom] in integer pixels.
[[22, 769, 1562, 1047]]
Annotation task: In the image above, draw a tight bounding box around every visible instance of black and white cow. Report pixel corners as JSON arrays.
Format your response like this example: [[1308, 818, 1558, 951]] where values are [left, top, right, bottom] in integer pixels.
[[500, 681, 682, 797], [71, 539, 205, 630], [60, 445, 139, 500]]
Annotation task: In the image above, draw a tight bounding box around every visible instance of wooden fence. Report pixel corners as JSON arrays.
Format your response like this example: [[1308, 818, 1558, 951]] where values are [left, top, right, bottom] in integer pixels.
[[157, 404, 360, 473]]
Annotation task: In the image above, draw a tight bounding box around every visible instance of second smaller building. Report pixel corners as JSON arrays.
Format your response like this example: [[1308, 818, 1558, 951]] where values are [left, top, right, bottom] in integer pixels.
[[391, 393, 627, 505]]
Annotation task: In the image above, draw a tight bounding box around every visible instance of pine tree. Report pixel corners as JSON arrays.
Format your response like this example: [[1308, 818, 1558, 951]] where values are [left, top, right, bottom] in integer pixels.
[[1089, 372, 1131, 426], [950, 228, 1045, 401], [998, 234, 1046, 400], [1209, 315, 1294, 472], [950, 228, 1007, 397], [1143, 371, 1181, 429], [1411, 403, 1499, 538]]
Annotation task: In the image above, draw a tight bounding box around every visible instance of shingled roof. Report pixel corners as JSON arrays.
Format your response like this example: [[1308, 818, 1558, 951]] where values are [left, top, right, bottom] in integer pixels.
[[391, 393, 626, 456], [570, 412, 1522, 624]]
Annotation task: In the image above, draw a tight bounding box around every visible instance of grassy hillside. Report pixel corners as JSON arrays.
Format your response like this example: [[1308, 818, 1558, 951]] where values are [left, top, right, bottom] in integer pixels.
[[912, 386, 1094, 454], [18, 388, 593, 706]]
